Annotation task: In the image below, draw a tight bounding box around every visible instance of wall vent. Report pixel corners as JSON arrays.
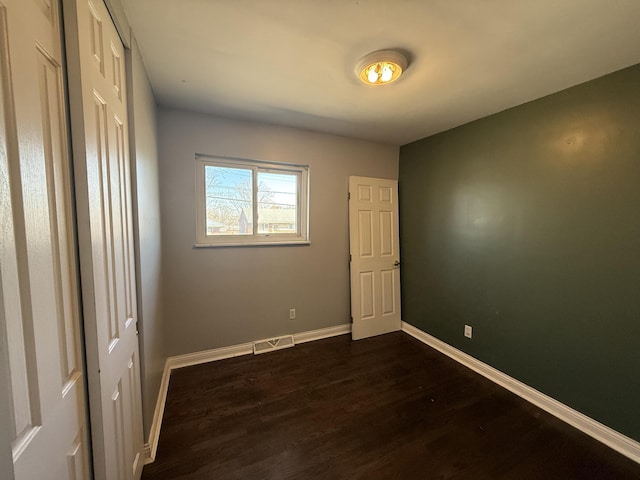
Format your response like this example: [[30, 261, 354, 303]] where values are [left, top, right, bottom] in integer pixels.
[[253, 335, 295, 355]]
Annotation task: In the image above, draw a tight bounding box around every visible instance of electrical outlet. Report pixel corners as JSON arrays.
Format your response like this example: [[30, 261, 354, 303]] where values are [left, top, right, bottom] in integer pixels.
[[289, 308, 296, 320], [464, 325, 472, 339]]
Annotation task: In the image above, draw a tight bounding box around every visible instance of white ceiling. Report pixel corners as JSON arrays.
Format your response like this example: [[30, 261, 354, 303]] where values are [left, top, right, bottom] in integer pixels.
[[120, 0, 640, 146]]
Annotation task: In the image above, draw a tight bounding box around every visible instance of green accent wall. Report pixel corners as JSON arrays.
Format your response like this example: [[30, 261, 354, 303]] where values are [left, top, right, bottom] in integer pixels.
[[399, 64, 640, 441]]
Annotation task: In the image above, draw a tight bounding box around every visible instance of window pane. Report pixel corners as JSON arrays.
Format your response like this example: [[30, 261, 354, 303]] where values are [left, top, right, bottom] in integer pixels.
[[257, 171, 298, 234], [204, 165, 253, 235], [196, 156, 308, 246]]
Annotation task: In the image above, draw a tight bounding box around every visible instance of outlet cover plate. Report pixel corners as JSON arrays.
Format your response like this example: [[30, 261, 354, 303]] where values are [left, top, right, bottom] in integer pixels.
[[464, 325, 472, 338]]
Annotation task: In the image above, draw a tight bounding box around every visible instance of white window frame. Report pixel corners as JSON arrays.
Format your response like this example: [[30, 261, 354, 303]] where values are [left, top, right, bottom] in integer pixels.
[[195, 154, 310, 247]]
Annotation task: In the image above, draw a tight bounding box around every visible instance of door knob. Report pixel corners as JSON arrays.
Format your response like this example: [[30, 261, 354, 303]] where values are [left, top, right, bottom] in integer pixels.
[[393, 261, 401, 267]]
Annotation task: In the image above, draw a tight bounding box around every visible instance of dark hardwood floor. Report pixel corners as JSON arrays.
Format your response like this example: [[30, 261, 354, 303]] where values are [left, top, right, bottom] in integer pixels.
[[142, 332, 639, 479]]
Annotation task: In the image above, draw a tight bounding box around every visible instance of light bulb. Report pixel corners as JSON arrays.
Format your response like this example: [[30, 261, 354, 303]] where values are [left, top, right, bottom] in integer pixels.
[[381, 64, 393, 82], [357, 50, 408, 85], [367, 66, 379, 83]]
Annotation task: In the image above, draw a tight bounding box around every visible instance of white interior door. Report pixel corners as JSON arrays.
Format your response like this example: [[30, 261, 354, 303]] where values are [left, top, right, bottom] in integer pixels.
[[0, 0, 89, 479], [63, 0, 144, 478], [349, 176, 402, 340]]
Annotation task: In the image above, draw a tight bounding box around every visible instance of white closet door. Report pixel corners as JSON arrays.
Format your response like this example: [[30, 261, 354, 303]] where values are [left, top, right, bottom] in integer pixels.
[[0, 0, 89, 478], [64, 0, 144, 478]]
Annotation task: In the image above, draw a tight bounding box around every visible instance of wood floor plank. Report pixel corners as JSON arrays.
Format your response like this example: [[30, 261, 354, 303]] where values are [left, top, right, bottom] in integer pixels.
[[142, 332, 640, 479]]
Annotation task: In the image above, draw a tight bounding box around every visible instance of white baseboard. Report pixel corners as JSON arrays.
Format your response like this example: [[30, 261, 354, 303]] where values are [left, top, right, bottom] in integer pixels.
[[143, 323, 351, 464], [143, 360, 171, 464], [294, 323, 351, 344], [401, 321, 640, 464], [167, 342, 254, 370]]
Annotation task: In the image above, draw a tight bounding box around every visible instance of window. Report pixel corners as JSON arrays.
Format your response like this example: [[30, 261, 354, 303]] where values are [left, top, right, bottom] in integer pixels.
[[195, 154, 309, 246]]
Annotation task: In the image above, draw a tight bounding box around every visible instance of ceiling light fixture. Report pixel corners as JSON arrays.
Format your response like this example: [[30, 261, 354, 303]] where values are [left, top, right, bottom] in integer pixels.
[[356, 49, 408, 86]]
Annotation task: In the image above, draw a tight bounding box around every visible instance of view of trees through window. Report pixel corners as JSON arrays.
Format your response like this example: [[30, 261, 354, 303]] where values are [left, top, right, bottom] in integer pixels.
[[204, 165, 298, 236]]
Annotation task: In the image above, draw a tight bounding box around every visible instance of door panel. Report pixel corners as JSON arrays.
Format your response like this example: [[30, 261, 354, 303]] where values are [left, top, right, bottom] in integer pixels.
[[63, 0, 144, 478], [358, 210, 373, 256], [0, 0, 89, 478], [349, 176, 401, 340], [381, 269, 396, 315], [380, 210, 393, 256], [359, 271, 375, 319]]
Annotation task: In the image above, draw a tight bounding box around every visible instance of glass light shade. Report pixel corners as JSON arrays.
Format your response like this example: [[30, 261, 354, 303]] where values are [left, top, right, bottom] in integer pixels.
[[356, 50, 408, 86]]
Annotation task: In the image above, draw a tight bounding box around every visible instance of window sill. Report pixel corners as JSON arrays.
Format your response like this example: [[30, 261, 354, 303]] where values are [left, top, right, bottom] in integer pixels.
[[193, 240, 311, 248]]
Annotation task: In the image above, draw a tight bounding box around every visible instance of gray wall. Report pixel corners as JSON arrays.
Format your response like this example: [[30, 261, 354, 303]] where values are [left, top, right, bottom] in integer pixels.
[[127, 36, 164, 438], [157, 108, 399, 356], [399, 64, 640, 441]]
